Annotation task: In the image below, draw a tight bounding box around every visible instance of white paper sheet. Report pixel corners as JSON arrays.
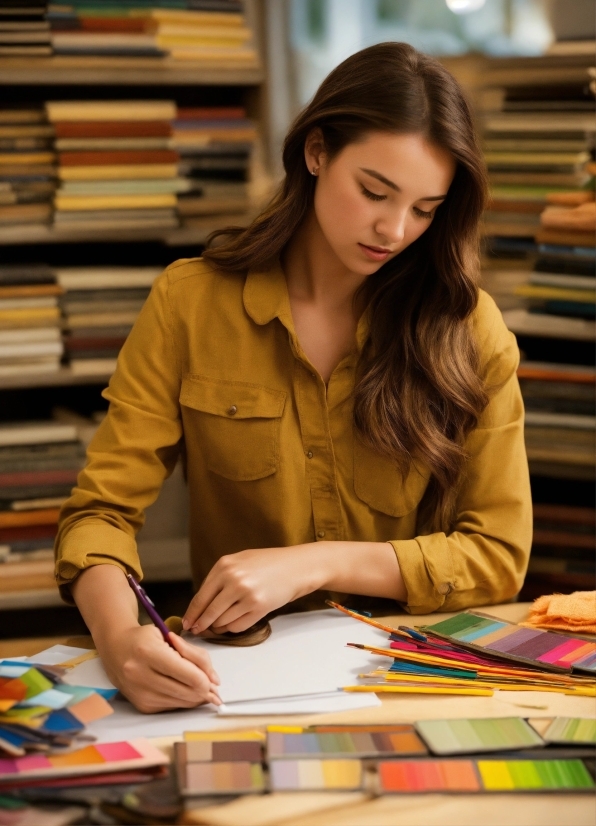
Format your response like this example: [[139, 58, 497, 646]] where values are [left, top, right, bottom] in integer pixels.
[[24, 645, 91, 666], [28, 610, 385, 741], [217, 691, 381, 716], [184, 609, 385, 704], [82, 691, 381, 742]]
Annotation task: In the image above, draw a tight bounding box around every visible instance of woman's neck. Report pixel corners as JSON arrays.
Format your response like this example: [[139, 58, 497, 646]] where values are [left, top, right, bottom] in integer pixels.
[[281, 210, 369, 383], [282, 209, 367, 313]]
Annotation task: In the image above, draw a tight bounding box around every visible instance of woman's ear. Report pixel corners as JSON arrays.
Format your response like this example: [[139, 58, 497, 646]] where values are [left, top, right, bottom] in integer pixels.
[[304, 127, 326, 176]]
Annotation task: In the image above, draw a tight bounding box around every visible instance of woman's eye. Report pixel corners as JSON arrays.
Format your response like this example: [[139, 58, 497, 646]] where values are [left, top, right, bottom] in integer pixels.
[[361, 186, 386, 202], [413, 206, 433, 219]]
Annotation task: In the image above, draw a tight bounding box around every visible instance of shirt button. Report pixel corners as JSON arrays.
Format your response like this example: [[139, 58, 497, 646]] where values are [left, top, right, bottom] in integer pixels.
[[227, 405, 237, 416], [317, 530, 326, 538], [437, 582, 453, 596], [306, 451, 313, 459]]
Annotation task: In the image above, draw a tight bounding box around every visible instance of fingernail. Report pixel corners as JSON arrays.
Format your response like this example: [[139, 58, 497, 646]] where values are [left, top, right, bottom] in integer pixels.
[[182, 618, 189, 631]]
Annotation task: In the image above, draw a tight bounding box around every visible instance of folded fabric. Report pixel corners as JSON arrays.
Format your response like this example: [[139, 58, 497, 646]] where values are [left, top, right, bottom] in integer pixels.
[[524, 591, 596, 634]]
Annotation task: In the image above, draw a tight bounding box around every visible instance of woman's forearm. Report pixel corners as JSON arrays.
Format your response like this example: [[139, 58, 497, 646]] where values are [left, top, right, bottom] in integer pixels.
[[70, 564, 141, 647], [315, 540, 407, 602]]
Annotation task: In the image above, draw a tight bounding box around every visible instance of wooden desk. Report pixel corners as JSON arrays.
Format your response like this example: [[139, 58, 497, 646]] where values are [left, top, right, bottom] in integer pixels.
[[5, 603, 595, 826]]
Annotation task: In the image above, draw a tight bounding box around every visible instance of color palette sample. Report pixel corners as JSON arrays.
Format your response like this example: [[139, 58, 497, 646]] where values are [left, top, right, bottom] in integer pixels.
[[415, 717, 544, 756], [378, 758, 595, 793], [543, 717, 596, 745], [424, 613, 596, 673], [267, 725, 427, 759], [174, 741, 264, 796], [269, 759, 363, 791], [0, 738, 168, 782]]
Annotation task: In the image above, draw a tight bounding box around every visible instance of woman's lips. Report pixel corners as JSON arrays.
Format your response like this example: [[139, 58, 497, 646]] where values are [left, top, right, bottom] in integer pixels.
[[358, 243, 391, 261]]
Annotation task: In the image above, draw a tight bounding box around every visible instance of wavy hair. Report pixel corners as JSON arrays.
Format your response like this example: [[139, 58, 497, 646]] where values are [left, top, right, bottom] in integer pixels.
[[203, 42, 490, 531]]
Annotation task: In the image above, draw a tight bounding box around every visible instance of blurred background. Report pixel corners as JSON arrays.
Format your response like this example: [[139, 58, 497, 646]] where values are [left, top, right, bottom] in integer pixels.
[[0, 0, 593, 643]]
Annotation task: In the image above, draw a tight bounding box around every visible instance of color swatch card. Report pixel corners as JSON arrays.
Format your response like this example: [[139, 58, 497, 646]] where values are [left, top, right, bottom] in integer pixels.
[[423, 612, 596, 674], [543, 718, 596, 745], [0, 738, 168, 783], [174, 741, 264, 796], [267, 724, 427, 759], [378, 758, 595, 794], [415, 717, 544, 756], [269, 759, 364, 791]]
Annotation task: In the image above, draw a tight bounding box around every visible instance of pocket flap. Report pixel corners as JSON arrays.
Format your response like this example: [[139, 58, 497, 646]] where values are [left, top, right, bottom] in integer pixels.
[[354, 437, 430, 517], [180, 375, 286, 419]]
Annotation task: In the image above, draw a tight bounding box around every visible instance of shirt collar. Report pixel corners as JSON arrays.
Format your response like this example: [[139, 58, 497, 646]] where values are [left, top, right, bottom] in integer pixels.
[[243, 260, 371, 355], [243, 261, 294, 330]]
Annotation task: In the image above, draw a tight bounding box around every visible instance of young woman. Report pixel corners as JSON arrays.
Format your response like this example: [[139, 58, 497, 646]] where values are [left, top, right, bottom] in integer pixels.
[[55, 42, 532, 713]]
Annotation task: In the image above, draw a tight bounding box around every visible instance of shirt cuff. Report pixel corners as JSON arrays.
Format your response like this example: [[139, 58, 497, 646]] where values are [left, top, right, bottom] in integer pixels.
[[388, 533, 456, 614], [55, 520, 143, 604]]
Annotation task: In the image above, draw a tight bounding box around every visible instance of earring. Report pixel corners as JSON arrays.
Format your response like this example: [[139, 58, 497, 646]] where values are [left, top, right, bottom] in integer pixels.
[[311, 167, 318, 176]]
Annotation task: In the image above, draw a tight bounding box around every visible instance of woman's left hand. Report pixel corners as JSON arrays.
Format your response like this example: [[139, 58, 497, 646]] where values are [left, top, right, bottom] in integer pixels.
[[182, 544, 325, 634]]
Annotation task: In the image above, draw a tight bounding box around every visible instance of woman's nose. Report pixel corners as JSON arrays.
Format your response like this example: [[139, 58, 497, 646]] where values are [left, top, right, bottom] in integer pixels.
[[375, 210, 407, 245]]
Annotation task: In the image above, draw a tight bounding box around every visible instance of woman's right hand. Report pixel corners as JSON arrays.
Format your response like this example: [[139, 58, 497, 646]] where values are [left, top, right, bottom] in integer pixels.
[[97, 623, 221, 713], [70, 564, 221, 714]]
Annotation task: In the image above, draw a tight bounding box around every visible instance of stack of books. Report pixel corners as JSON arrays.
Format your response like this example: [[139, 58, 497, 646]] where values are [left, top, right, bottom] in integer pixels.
[[0, 2, 50, 57], [0, 420, 86, 595], [477, 53, 595, 598], [46, 99, 181, 234], [47, 1, 257, 65], [0, 264, 63, 378], [504, 185, 595, 481], [524, 502, 595, 600], [0, 108, 56, 230], [480, 77, 594, 241], [56, 266, 161, 375], [173, 105, 254, 226]]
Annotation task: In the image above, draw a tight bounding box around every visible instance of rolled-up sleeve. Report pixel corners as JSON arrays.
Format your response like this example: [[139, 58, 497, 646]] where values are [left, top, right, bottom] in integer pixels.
[[390, 298, 532, 614], [55, 268, 182, 601]]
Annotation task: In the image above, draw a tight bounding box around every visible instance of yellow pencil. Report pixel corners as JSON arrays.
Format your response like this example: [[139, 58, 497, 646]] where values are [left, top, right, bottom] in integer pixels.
[[342, 685, 494, 696]]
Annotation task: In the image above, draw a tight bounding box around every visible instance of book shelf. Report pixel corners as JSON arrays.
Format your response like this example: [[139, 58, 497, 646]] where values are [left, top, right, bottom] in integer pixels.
[[0, 0, 269, 617], [474, 46, 595, 601]]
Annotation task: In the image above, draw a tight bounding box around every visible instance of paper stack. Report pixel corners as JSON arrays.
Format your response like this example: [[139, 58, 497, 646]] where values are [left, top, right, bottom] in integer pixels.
[[0, 264, 63, 378], [0, 656, 168, 804], [173, 106, 254, 226], [0, 420, 86, 593], [0, 657, 115, 759], [0, 108, 56, 231], [0, 2, 51, 57], [56, 266, 161, 376], [47, 2, 257, 66], [46, 100, 181, 234]]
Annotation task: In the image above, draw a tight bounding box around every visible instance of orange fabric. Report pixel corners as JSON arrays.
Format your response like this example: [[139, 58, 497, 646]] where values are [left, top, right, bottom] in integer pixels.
[[524, 591, 596, 634]]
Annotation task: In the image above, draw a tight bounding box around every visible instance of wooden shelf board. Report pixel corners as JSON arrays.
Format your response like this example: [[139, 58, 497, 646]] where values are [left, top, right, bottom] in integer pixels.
[[0, 56, 264, 86], [0, 588, 63, 611], [0, 367, 112, 390], [0, 216, 249, 247]]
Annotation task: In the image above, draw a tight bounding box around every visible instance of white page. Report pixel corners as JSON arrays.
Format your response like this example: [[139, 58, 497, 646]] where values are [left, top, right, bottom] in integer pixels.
[[24, 645, 92, 666], [217, 691, 381, 716], [184, 609, 385, 704], [84, 691, 380, 743]]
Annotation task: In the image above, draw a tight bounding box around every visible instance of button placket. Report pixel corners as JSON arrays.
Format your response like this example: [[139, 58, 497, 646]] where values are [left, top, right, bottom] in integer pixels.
[[294, 364, 344, 543]]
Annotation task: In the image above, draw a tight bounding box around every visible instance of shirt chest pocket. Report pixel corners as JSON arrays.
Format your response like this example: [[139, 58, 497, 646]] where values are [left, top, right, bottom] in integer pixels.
[[179, 375, 286, 481], [353, 437, 431, 517]]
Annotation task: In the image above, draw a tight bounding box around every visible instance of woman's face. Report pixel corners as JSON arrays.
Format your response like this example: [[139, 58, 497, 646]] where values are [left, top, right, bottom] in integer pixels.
[[307, 130, 456, 276]]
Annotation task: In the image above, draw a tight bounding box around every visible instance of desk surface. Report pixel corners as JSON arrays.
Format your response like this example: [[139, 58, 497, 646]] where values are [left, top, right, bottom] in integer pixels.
[[4, 602, 595, 826]]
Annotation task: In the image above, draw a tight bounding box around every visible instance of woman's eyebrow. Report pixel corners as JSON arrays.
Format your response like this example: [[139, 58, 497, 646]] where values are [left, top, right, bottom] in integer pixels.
[[359, 167, 447, 201]]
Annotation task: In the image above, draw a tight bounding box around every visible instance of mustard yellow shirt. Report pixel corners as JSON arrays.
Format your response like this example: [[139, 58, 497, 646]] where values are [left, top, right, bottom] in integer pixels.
[[55, 257, 532, 614]]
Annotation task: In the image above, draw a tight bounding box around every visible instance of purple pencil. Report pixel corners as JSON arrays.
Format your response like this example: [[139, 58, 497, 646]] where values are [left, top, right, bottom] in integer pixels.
[[127, 574, 176, 650]]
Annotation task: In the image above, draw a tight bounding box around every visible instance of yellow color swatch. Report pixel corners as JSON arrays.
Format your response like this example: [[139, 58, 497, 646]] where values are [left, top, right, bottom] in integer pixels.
[[477, 760, 515, 790]]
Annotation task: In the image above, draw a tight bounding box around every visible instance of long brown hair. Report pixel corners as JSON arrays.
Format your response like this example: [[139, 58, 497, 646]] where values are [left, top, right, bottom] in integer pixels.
[[203, 42, 489, 531]]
